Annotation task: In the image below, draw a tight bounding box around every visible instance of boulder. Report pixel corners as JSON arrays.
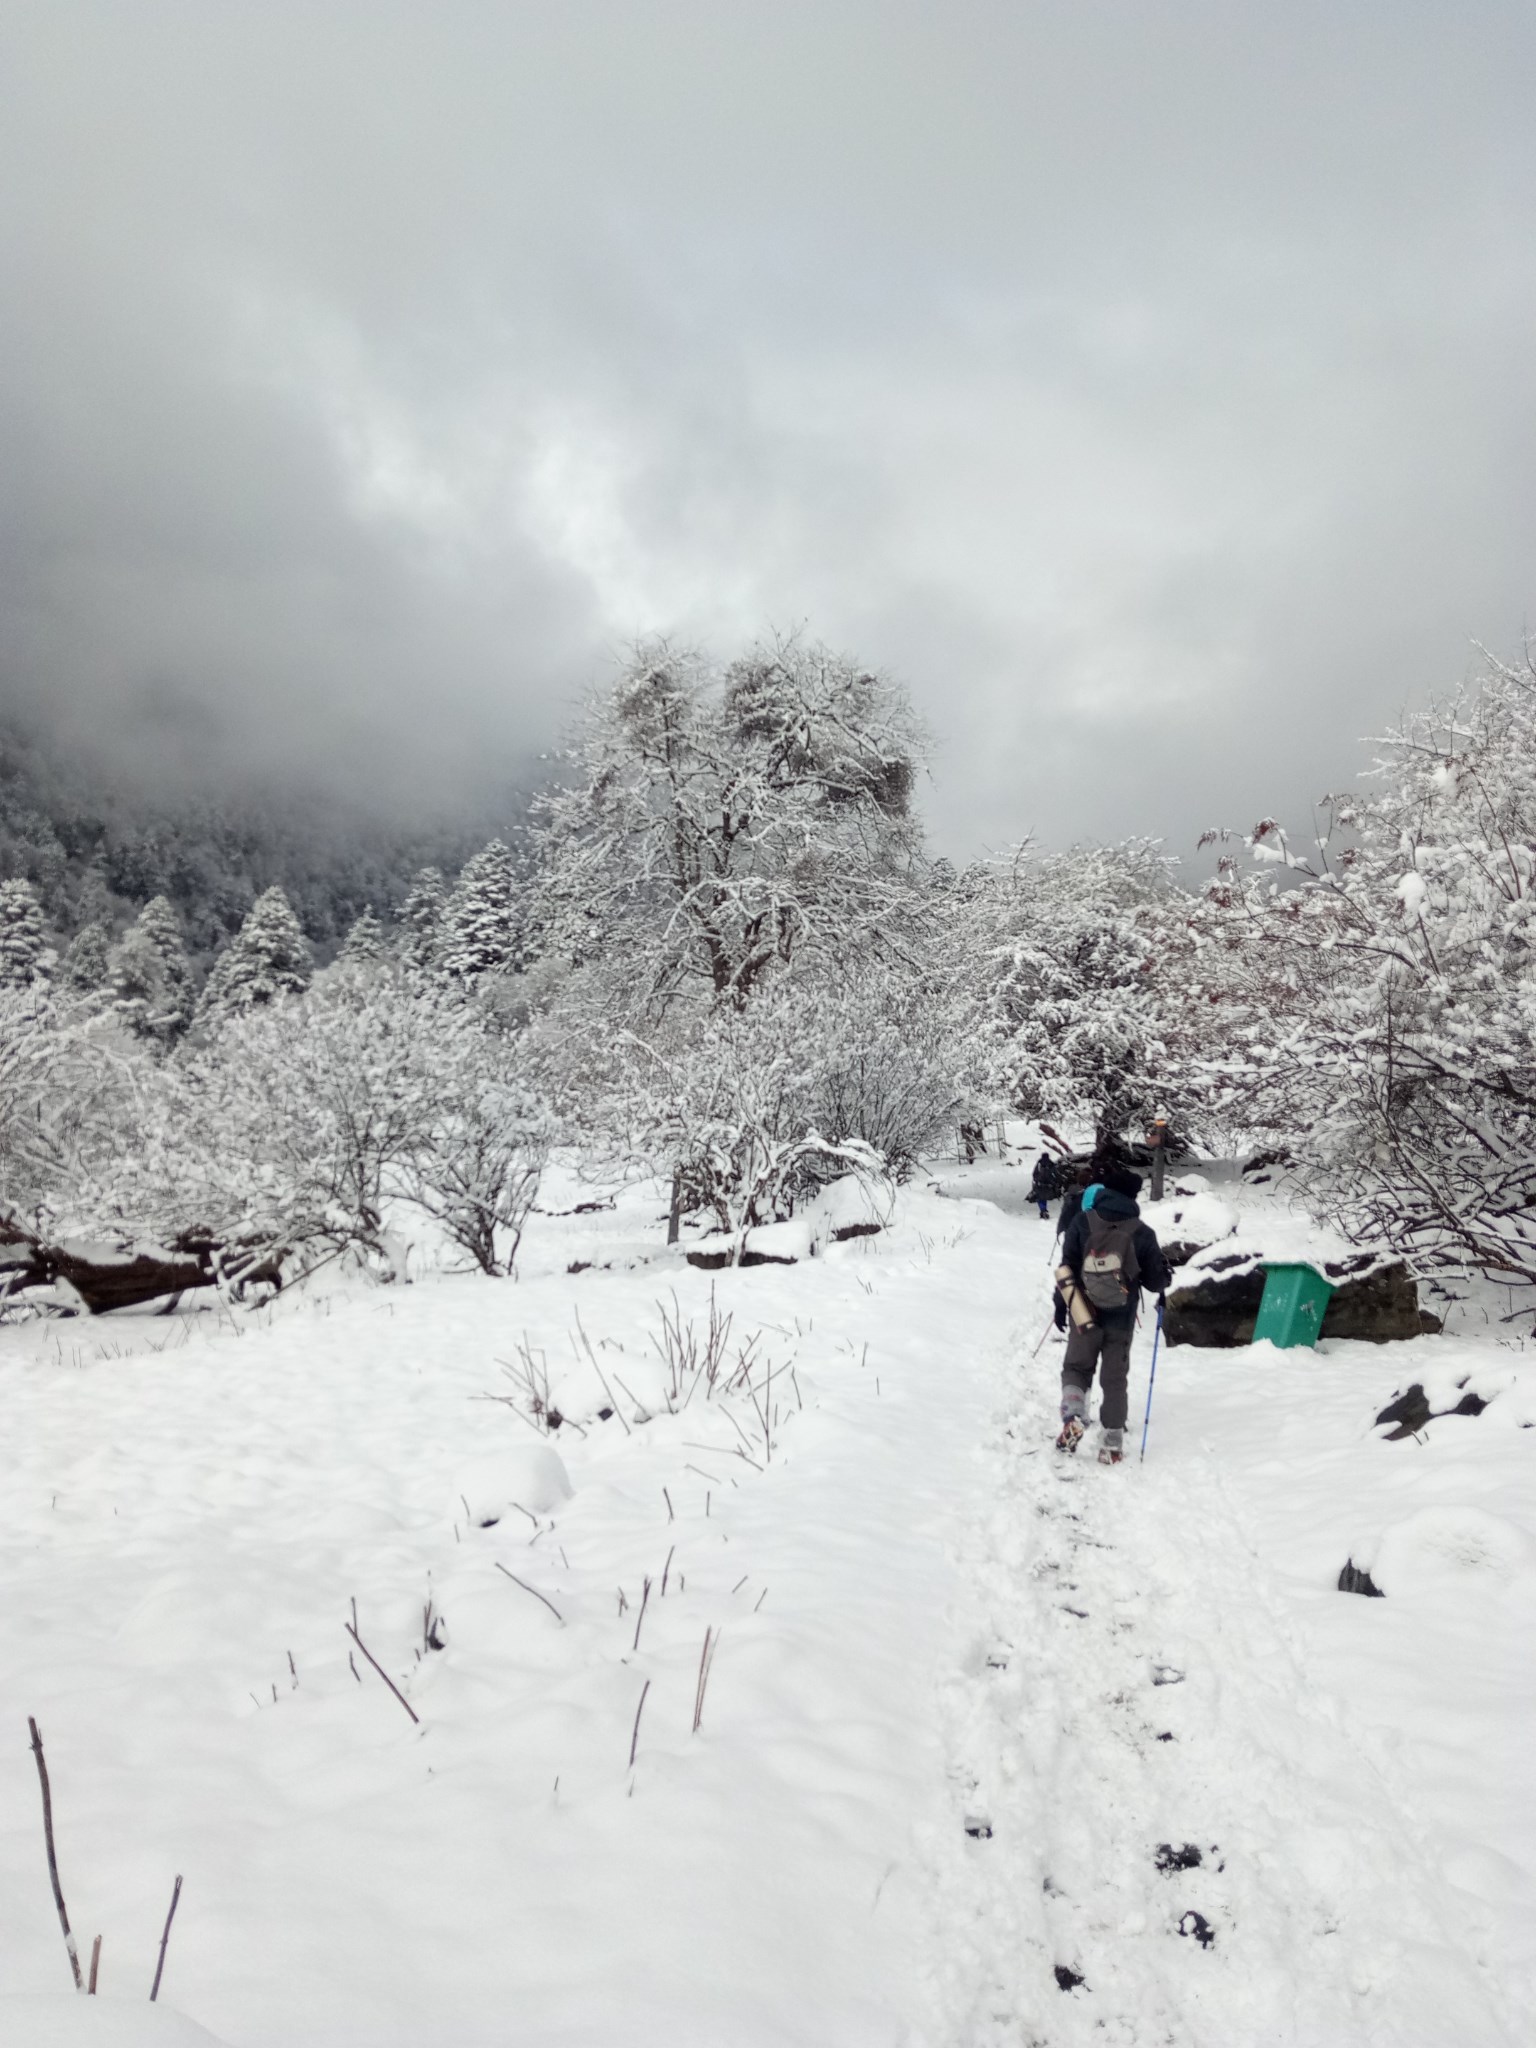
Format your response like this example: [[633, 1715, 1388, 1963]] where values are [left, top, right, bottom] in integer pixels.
[[1165, 1244, 1431, 1348]]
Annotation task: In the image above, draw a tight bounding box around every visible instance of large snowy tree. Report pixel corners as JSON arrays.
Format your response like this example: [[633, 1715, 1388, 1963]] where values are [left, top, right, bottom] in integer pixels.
[[532, 636, 932, 1022]]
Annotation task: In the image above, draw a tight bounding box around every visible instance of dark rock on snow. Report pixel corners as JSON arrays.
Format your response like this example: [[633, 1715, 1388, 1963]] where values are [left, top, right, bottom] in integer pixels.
[[1374, 1380, 1487, 1439], [1337, 1559, 1385, 1597]]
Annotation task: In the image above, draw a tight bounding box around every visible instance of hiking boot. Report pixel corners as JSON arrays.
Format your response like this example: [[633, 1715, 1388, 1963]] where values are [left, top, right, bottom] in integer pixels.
[[1056, 1415, 1086, 1453], [1097, 1427, 1125, 1466]]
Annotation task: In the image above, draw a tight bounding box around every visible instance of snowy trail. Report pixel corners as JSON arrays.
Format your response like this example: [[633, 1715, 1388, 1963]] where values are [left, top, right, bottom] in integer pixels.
[[930, 1274, 1522, 2046], [4, 1174, 1533, 2045]]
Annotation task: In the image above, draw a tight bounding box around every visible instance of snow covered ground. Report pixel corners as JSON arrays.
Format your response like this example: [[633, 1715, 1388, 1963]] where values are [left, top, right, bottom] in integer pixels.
[[2, 1156, 1533, 2045]]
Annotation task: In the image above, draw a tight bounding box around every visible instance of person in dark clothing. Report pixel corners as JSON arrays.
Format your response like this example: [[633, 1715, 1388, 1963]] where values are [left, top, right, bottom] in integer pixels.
[[1052, 1165, 1171, 1463], [1029, 1151, 1064, 1218]]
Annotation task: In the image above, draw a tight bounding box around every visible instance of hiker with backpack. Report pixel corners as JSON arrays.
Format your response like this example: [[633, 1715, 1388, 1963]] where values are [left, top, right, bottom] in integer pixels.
[[1053, 1165, 1172, 1464], [1029, 1149, 1064, 1218]]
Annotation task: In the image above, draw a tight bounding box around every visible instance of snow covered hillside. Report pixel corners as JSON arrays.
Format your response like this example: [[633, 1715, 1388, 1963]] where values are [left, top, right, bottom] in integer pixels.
[[2, 1167, 1533, 2046]]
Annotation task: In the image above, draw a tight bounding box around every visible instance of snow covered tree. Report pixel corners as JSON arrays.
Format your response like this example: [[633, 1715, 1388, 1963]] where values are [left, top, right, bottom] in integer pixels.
[[61, 922, 111, 993], [964, 842, 1194, 1145], [194, 886, 312, 1027], [397, 866, 447, 974], [0, 986, 131, 1239], [533, 634, 931, 1024], [84, 966, 551, 1287], [601, 983, 887, 1260], [111, 895, 192, 1042], [0, 878, 53, 988], [338, 905, 387, 967], [401, 1025, 552, 1275], [441, 841, 522, 983], [1198, 648, 1536, 1293]]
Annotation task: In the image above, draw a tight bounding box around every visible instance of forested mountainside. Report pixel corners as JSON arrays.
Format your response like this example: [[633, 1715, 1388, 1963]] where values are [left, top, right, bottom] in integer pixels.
[[0, 714, 525, 963]]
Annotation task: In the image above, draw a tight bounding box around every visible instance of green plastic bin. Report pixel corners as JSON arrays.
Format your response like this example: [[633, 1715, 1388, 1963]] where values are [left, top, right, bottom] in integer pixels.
[[1253, 1261, 1335, 1349]]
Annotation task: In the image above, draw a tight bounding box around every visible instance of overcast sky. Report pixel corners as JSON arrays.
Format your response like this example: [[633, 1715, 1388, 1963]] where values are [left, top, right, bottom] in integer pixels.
[[3, 1, 1534, 858]]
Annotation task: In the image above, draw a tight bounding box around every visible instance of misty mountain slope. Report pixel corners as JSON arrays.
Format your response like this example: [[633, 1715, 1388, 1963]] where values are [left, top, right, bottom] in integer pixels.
[[2, 1169, 1532, 2045], [0, 714, 525, 960]]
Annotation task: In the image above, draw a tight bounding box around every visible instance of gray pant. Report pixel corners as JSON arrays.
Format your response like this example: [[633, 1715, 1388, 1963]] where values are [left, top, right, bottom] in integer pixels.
[[1061, 1318, 1134, 1432]]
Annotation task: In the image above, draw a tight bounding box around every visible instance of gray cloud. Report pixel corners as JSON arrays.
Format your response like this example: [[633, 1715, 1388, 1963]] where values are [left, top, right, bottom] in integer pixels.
[[2, 0, 1534, 859]]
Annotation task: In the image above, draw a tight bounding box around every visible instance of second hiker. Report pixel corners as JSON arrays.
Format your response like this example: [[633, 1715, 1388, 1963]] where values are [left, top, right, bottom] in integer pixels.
[[1053, 1165, 1171, 1465]]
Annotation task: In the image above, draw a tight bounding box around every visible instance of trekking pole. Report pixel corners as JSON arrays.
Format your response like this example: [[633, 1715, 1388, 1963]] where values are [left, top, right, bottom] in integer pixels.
[[1030, 1309, 1059, 1359], [1138, 1300, 1165, 1464]]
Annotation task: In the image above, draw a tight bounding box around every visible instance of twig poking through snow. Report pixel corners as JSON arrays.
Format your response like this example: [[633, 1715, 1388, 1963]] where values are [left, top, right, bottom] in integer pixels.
[[26, 1717, 82, 1990], [661, 1545, 675, 1595], [629, 1678, 651, 1768], [574, 1310, 631, 1436], [663, 1486, 675, 1522], [344, 1620, 421, 1724], [148, 1874, 182, 2002], [632, 1576, 652, 1652], [693, 1627, 721, 1734], [88, 1935, 101, 1995], [494, 1563, 564, 1626]]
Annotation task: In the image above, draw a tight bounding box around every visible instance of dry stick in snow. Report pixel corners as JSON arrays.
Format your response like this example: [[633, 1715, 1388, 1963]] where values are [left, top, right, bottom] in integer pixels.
[[494, 1563, 564, 1626], [692, 1627, 721, 1734], [574, 1310, 631, 1436], [344, 1622, 421, 1725], [631, 1576, 652, 1652], [26, 1718, 82, 1990], [661, 1545, 676, 1596], [629, 1679, 651, 1769], [663, 1486, 675, 1523], [88, 1935, 101, 1995], [148, 1874, 182, 2002]]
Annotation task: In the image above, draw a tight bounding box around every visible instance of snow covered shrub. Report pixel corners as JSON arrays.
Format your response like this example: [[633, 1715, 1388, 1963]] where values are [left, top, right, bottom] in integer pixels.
[[0, 985, 129, 1234], [965, 842, 1194, 1144], [1200, 649, 1536, 1293], [400, 1008, 552, 1276], [98, 968, 434, 1281], [80, 964, 553, 1289], [803, 970, 969, 1178], [608, 984, 886, 1261]]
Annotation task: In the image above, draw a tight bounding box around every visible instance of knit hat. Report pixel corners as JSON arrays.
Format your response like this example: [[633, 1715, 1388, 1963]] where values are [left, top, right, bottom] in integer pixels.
[[1103, 1166, 1143, 1200]]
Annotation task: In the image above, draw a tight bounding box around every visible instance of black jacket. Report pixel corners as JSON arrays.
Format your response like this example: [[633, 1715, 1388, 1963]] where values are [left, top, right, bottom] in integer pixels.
[[1030, 1153, 1063, 1201], [1056, 1189, 1172, 1328]]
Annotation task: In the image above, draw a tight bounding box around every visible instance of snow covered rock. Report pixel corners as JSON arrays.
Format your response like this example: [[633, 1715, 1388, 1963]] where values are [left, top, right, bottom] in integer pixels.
[[685, 1175, 888, 1269], [1140, 1190, 1238, 1268], [1165, 1231, 1429, 1347], [1356, 1506, 1532, 1600], [0, 1997, 232, 2046], [456, 1444, 573, 1523]]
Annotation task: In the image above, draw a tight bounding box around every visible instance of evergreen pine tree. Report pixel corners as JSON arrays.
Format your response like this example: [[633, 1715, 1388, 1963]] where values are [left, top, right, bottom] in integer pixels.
[[398, 867, 447, 972], [339, 906, 387, 965], [195, 886, 313, 1025], [62, 921, 111, 992], [0, 878, 52, 987], [112, 894, 193, 1040], [441, 841, 522, 981]]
